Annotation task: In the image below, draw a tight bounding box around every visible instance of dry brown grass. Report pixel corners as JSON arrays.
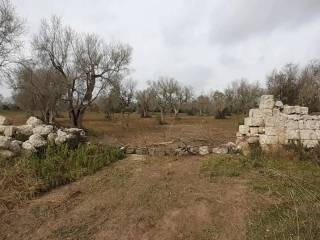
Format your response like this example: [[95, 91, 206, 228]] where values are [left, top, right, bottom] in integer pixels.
[[1, 111, 240, 147]]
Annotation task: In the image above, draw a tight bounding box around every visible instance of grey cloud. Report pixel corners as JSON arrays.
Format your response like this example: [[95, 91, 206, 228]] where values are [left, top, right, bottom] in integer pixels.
[[209, 0, 320, 45]]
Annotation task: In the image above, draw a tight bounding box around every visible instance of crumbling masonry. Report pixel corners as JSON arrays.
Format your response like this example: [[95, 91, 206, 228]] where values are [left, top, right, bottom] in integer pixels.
[[237, 95, 320, 149]]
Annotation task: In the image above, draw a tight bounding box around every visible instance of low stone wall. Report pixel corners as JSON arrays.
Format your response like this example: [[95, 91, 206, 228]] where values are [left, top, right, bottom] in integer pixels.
[[237, 95, 320, 149], [0, 116, 86, 159], [122, 142, 237, 156]]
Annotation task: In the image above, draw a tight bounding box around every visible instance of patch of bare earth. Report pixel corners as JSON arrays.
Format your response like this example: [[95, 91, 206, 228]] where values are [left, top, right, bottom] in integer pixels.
[[0, 154, 253, 240]]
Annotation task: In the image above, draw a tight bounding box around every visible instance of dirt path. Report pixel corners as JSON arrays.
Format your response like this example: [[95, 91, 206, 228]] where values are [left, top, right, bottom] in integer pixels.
[[0, 155, 253, 240]]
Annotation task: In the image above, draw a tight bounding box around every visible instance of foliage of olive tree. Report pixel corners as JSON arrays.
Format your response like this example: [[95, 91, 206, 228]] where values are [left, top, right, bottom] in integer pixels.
[[0, 0, 24, 80], [12, 64, 66, 122], [32, 16, 132, 127]]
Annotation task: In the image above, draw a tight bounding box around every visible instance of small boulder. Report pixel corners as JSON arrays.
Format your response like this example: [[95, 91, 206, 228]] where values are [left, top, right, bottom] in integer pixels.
[[9, 140, 22, 153], [0, 115, 11, 125], [0, 136, 11, 149], [33, 125, 54, 136], [47, 132, 57, 144], [212, 146, 228, 154], [15, 125, 34, 141], [199, 146, 209, 155], [4, 126, 16, 137], [29, 134, 47, 148], [275, 100, 284, 109], [55, 130, 78, 148], [26, 117, 43, 127], [22, 141, 36, 152]]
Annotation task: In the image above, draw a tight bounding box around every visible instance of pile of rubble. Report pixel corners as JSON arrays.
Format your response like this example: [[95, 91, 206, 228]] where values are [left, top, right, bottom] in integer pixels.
[[237, 95, 320, 149], [0, 116, 86, 159]]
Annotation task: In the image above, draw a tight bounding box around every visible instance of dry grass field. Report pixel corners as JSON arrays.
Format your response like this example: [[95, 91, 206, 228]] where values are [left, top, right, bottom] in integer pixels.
[[1, 111, 241, 147]]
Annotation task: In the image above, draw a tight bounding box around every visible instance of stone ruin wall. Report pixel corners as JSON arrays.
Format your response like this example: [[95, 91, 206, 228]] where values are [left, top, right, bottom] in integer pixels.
[[237, 95, 320, 149]]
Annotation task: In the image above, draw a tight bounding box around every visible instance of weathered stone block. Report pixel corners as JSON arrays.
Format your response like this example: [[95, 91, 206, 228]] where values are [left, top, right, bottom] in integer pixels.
[[244, 117, 264, 127], [249, 109, 263, 118], [259, 135, 278, 145], [265, 117, 275, 127], [239, 125, 249, 135], [286, 120, 299, 130], [300, 107, 308, 115], [258, 127, 265, 134], [305, 120, 318, 130], [248, 136, 259, 144], [273, 108, 280, 116], [288, 114, 301, 121], [300, 130, 317, 140], [249, 127, 259, 136], [262, 109, 273, 117], [283, 105, 296, 115], [286, 130, 300, 140], [298, 120, 305, 129], [265, 127, 277, 136], [259, 95, 275, 110]]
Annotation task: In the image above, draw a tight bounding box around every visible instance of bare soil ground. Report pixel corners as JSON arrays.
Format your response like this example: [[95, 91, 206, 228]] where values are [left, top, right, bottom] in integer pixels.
[[0, 154, 254, 240]]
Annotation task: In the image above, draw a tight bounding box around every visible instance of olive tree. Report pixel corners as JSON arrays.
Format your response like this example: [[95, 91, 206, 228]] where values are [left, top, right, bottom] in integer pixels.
[[0, 0, 24, 79], [32, 16, 132, 127], [12, 64, 66, 122]]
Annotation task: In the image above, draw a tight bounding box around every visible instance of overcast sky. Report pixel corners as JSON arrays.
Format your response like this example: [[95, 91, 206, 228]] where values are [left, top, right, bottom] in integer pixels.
[[1, 0, 320, 97]]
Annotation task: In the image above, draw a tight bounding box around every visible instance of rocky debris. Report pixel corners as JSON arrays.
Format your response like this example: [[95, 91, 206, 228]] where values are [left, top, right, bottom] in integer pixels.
[[0, 115, 11, 125], [0, 115, 86, 156], [236, 95, 320, 150]]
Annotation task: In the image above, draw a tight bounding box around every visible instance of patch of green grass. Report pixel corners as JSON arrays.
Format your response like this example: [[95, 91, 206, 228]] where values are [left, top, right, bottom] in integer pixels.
[[0, 144, 124, 209], [25, 144, 125, 190]]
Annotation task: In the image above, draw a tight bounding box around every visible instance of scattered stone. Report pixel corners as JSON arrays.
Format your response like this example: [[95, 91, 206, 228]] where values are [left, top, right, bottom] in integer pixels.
[[275, 100, 284, 109], [15, 125, 33, 141], [26, 117, 43, 127], [199, 146, 209, 155], [33, 125, 54, 136], [9, 140, 22, 153], [0, 136, 11, 149], [212, 146, 228, 154], [4, 126, 16, 137]]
